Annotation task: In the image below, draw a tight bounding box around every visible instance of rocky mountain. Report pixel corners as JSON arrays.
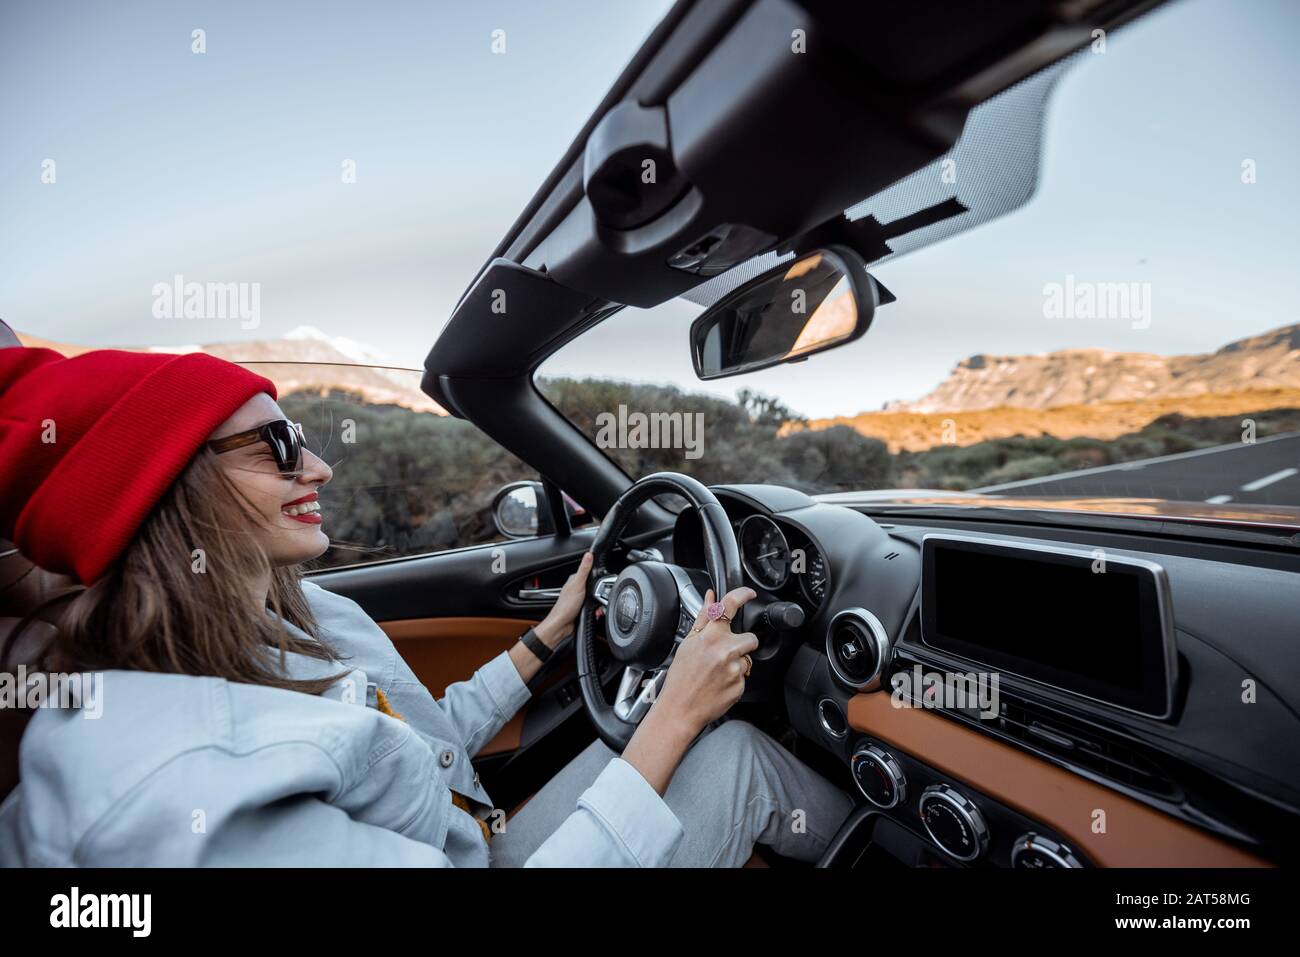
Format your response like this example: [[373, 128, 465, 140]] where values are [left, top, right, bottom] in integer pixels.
[[15, 327, 445, 415], [808, 387, 1300, 453], [885, 324, 1300, 413]]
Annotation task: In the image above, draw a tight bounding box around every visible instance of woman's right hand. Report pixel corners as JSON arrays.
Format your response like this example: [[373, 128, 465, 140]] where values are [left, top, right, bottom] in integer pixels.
[[652, 586, 760, 738]]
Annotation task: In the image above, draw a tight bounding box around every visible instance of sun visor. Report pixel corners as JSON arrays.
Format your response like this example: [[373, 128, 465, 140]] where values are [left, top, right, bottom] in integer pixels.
[[680, 52, 1080, 309]]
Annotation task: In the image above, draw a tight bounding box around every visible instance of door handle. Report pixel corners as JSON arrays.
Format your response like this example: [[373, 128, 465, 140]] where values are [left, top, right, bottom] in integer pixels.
[[516, 587, 562, 602]]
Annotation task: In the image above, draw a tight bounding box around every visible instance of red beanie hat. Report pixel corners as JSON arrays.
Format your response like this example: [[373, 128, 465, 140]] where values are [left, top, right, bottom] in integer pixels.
[[0, 347, 277, 584]]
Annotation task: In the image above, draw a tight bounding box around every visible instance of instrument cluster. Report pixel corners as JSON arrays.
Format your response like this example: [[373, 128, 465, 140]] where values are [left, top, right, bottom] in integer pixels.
[[734, 514, 828, 608], [670, 504, 830, 613]]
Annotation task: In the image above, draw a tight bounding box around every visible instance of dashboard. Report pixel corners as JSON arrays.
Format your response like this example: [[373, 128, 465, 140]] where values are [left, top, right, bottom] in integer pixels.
[[665, 483, 1300, 867]]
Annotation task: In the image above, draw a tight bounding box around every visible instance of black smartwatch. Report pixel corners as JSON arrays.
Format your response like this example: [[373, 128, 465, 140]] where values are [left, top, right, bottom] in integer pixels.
[[519, 627, 553, 664]]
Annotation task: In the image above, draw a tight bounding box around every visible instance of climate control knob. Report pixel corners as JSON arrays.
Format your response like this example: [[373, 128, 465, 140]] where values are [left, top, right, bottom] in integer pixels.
[[918, 785, 989, 862], [850, 745, 907, 809], [1011, 833, 1083, 868]]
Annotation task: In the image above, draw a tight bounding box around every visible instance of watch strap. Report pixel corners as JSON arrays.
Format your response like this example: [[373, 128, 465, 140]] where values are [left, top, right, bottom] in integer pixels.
[[519, 627, 553, 663]]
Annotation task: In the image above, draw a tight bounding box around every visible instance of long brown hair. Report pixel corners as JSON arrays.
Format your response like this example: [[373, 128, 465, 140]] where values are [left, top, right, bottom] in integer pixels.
[[51, 449, 348, 694]]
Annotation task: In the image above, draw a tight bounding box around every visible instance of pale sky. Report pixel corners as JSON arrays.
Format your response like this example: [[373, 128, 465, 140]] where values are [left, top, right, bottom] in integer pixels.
[[3, 0, 1298, 418], [0, 0, 674, 352]]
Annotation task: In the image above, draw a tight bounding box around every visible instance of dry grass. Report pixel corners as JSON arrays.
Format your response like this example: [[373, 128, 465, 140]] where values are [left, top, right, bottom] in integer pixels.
[[797, 389, 1300, 452]]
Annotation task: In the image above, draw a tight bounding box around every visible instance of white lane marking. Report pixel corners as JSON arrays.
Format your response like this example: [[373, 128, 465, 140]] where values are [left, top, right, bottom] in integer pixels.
[[1205, 494, 1234, 504], [1240, 467, 1298, 492], [974, 431, 1300, 492]]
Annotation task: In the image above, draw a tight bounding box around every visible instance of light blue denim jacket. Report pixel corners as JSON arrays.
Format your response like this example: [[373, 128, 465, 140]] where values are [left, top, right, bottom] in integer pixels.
[[0, 580, 684, 866]]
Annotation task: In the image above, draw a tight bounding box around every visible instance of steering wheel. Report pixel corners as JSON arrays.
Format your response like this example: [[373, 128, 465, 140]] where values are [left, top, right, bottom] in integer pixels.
[[576, 472, 743, 752]]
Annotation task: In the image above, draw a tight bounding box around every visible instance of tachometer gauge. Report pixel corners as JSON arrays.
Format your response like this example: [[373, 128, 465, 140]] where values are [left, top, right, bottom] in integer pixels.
[[800, 545, 828, 604], [739, 515, 791, 590]]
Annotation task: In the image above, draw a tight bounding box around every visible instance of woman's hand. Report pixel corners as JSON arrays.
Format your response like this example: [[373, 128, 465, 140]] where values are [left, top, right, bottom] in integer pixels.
[[621, 585, 759, 795], [534, 551, 594, 648], [652, 585, 759, 738]]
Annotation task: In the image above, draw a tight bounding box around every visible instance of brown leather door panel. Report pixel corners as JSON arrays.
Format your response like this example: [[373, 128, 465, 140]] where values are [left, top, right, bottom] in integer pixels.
[[379, 616, 536, 693], [847, 692, 1269, 867], [378, 616, 538, 757], [379, 616, 585, 759]]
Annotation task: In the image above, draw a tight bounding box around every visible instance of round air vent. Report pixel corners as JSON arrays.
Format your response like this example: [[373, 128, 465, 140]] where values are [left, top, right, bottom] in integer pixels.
[[817, 697, 848, 738], [826, 607, 891, 691]]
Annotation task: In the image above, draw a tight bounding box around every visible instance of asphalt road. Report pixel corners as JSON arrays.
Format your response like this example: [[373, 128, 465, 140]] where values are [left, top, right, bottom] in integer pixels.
[[977, 432, 1300, 508]]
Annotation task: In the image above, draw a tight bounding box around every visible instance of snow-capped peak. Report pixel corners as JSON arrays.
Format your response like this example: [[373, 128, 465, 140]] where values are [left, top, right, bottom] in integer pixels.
[[283, 325, 393, 366]]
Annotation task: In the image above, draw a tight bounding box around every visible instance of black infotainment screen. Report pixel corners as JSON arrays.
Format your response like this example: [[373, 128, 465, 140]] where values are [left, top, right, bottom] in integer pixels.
[[920, 536, 1174, 717]]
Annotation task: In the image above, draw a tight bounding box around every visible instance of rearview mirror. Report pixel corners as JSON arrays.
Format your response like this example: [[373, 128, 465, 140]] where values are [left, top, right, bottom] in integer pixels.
[[689, 246, 880, 380]]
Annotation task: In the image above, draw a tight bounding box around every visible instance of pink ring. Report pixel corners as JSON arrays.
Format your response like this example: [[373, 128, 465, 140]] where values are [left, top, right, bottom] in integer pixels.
[[706, 601, 728, 622]]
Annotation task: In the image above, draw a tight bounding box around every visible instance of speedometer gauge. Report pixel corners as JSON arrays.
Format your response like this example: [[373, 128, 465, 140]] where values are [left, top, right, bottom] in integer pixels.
[[800, 546, 828, 604], [739, 515, 791, 590]]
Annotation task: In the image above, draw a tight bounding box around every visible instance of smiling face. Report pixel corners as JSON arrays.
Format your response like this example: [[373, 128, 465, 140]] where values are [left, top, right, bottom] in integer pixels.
[[207, 393, 333, 566]]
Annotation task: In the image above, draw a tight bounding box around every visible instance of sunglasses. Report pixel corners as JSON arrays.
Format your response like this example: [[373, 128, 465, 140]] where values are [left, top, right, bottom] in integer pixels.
[[206, 419, 305, 475]]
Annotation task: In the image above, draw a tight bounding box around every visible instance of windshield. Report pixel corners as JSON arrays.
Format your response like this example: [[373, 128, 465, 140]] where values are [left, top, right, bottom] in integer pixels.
[[538, 0, 1300, 523]]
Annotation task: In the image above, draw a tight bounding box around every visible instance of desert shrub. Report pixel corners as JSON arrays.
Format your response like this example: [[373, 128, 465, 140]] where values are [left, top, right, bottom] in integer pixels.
[[980, 455, 1065, 486], [1055, 437, 1112, 470], [773, 425, 892, 491], [906, 442, 1003, 481], [281, 375, 1300, 570]]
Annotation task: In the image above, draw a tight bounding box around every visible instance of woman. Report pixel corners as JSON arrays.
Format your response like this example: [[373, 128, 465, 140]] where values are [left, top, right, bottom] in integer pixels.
[[0, 345, 853, 867]]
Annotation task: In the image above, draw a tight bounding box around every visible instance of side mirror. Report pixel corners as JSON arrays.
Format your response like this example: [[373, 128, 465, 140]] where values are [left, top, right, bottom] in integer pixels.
[[491, 481, 555, 539], [689, 246, 882, 380], [491, 481, 594, 538]]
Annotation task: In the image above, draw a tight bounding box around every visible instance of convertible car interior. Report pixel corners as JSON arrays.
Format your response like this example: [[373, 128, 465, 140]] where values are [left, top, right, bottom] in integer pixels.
[[302, 474, 1297, 868], [309, 0, 1294, 868], [3, 0, 1293, 876]]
